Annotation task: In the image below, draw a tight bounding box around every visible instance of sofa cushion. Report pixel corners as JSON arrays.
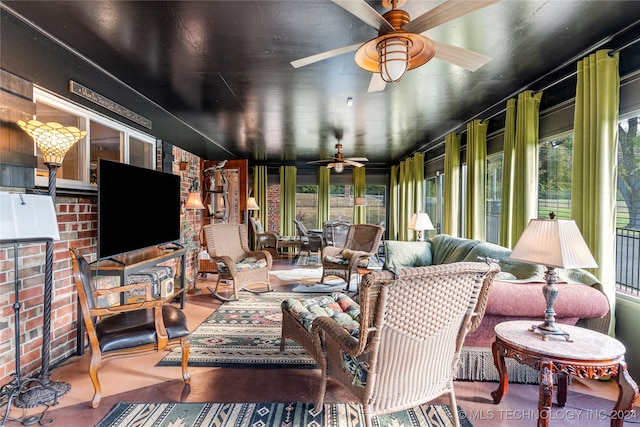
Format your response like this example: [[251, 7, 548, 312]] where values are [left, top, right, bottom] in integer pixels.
[[383, 240, 433, 271], [281, 293, 360, 338], [431, 234, 483, 265]]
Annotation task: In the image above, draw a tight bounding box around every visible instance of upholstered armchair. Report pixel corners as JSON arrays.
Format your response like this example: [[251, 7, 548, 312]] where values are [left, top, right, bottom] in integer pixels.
[[281, 262, 500, 427], [69, 249, 190, 408], [320, 223, 384, 290], [203, 223, 272, 301], [293, 219, 323, 255], [249, 216, 278, 253]]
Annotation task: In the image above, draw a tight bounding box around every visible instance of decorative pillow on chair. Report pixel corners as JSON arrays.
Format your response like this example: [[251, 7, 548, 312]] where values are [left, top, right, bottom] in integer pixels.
[[383, 240, 433, 272]]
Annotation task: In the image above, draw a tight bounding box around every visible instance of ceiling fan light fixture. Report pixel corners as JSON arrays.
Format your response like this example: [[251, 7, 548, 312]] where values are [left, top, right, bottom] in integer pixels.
[[378, 36, 411, 82], [333, 162, 344, 173]]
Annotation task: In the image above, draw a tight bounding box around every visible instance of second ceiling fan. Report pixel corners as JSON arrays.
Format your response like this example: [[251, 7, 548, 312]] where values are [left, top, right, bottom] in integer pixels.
[[291, 0, 499, 92]]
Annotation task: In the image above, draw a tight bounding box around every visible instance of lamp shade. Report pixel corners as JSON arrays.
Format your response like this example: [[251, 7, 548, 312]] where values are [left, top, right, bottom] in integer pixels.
[[378, 36, 410, 82], [355, 197, 367, 206], [509, 218, 598, 269], [17, 120, 86, 166], [247, 196, 260, 210], [184, 192, 205, 210], [413, 213, 435, 232], [333, 162, 344, 173]]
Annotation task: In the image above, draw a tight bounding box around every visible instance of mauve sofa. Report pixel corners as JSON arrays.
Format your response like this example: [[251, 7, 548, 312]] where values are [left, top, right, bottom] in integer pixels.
[[382, 234, 610, 383]]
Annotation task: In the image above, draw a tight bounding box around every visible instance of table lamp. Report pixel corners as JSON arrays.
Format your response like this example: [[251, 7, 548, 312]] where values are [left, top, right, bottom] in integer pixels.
[[408, 212, 435, 241], [509, 213, 598, 341]]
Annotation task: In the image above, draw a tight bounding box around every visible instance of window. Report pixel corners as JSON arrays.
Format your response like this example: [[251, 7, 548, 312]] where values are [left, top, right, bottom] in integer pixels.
[[295, 185, 318, 229], [616, 112, 640, 295], [33, 89, 156, 189], [329, 184, 354, 223], [538, 134, 573, 219], [425, 176, 440, 233], [486, 153, 503, 243], [363, 184, 386, 226]]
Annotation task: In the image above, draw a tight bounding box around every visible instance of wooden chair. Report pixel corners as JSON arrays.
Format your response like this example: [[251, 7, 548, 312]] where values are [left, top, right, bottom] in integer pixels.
[[202, 222, 273, 301], [69, 249, 190, 408], [311, 262, 500, 427], [320, 223, 384, 291]]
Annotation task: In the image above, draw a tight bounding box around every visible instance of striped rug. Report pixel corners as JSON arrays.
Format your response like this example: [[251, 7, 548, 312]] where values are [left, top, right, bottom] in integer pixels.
[[96, 401, 474, 427]]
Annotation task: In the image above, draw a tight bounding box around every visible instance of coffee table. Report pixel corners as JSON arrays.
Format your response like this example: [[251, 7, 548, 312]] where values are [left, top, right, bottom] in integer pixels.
[[491, 320, 638, 427]]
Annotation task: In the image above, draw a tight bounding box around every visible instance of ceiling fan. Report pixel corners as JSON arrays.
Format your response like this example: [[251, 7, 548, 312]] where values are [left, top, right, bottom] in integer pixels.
[[291, 0, 499, 92], [308, 141, 368, 173]]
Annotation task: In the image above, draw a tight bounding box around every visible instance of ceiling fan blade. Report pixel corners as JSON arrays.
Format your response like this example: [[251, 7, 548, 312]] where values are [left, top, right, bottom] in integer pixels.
[[403, 0, 500, 34], [345, 157, 369, 162], [332, 0, 394, 33], [291, 43, 361, 68], [367, 73, 386, 93], [307, 159, 333, 164], [345, 159, 365, 168], [433, 40, 492, 71]]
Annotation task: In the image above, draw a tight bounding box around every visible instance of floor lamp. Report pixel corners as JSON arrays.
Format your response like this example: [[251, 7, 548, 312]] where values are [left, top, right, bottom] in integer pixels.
[[16, 120, 86, 407], [0, 193, 61, 425], [184, 189, 205, 294]]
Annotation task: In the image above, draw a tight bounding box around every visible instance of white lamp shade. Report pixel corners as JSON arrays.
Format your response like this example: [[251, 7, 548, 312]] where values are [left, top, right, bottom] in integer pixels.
[[509, 218, 598, 269], [247, 196, 260, 210], [333, 162, 344, 173], [184, 192, 205, 210], [413, 213, 435, 232]]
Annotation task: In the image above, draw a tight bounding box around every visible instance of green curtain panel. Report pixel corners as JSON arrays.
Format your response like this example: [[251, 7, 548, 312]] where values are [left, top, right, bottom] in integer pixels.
[[317, 166, 330, 228], [512, 90, 543, 240], [571, 49, 620, 333], [388, 165, 399, 240], [396, 153, 424, 241], [253, 165, 268, 228], [443, 132, 461, 236], [352, 166, 366, 224], [499, 98, 517, 248], [465, 119, 488, 240], [279, 165, 297, 236]]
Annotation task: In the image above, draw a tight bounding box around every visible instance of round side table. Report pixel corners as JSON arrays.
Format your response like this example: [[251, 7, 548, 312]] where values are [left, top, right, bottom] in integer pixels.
[[491, 320, 638, 427]]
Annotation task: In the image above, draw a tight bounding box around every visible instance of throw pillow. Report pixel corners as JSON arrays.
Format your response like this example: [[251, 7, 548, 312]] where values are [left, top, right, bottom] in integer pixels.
[[383, 240, 433, 271]]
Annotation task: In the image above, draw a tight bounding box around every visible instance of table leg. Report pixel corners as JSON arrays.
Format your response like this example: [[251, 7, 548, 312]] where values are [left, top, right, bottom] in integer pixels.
[[611, 360, 639, 427], [538, 360, 554, 427], [556, 371, 568, 407], [491, 340, 509, 403]]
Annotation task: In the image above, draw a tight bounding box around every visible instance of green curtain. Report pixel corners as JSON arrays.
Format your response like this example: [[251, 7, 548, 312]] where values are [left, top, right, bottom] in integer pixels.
[[572, 49, 620, 333], [512, 90, 543, 239], [499, 98, 517, 248], [388, 165, 399, 240], [253, 165, 268, 227], [443, 132, 461, 236], [317, 166, 330, 229], [465, 119, 488, 240], [395, 153, 424, 241], [352, 166, 366, 224], [279, 165, 297, 236]]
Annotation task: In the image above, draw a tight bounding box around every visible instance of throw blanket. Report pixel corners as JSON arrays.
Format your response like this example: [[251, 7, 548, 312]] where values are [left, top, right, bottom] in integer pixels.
[[431, 234, 609, 333]]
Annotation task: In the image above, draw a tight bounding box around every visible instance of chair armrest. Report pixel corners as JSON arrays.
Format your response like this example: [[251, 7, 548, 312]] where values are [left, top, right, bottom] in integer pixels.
[[89, 298, 163, 317], [211, 255, 237, 274], [246, 250, 273, 268], [312, 316, 362, 357]]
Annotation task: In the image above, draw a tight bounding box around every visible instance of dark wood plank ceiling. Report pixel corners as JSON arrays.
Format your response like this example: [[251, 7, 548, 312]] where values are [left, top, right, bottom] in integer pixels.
[[2, 1, 639, 174]]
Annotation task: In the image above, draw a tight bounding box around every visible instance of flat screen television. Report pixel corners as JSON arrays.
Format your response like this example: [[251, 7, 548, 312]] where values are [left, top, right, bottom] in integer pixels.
[[97, 159, 181, 260]]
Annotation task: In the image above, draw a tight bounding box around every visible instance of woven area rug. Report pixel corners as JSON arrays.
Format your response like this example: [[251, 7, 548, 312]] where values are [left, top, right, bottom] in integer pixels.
[[295, 253, 321, 266], [96, 402, 473, 427], [158, 292, 317, 368]]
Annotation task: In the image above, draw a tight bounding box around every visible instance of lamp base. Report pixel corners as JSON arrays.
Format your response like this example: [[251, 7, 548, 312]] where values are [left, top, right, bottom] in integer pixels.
[[13, 379, 70, 408], [529, 322, 573, 342]]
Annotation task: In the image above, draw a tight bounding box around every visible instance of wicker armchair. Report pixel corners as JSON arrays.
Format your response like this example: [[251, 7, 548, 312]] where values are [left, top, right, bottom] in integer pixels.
[[202, 223, 272, 301], [320, 223, 384, 290], [249, 216, 278, 253], [310, 262, 500, 426]]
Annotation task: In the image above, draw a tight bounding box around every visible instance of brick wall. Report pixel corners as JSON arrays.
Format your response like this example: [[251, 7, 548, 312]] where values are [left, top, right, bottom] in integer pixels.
[[267, 184, 281, 233], [0, 147, 202, 387]]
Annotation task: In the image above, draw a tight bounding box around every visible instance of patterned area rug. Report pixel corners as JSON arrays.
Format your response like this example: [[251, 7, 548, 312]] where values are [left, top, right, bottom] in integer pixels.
[[158, 292, 317, 368], [96, 402, 473, 427]]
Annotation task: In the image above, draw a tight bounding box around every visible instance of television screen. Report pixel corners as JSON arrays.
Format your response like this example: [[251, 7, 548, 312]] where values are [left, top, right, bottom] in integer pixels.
[[98, 159, 181, 260]]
